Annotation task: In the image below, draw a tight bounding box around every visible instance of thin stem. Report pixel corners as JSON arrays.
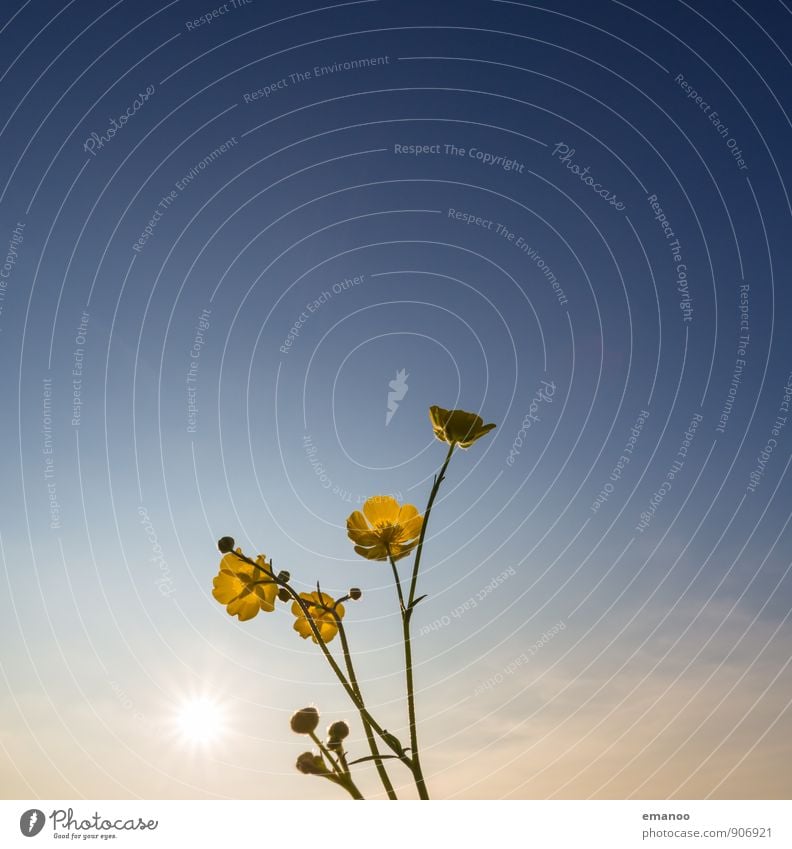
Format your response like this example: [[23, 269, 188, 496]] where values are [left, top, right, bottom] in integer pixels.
[[388, 549, 406, 614], [408, 443, 455, 607], [338, 776, 365, 800], [229, 552, 411, 767], [310, 730, 342, 774], [334, 615, 399, 800], [398, 442, 456, 800], [308, 733, 364, 801], [390, 555, 428, 800]]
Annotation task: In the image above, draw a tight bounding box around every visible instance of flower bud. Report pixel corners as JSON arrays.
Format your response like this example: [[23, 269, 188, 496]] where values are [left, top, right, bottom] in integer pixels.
[[217, 536, 235, 553], [278, 588, 291, 603], [327, 720, 350, 742], [290, 706, 320, 735], [278, 570, 291, 582], [295, 751, 327, 775], [349, 587, 362, 600]]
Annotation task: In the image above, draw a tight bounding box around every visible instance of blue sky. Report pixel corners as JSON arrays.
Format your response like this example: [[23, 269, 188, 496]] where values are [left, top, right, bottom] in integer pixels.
[[1, 0, 791, 800]]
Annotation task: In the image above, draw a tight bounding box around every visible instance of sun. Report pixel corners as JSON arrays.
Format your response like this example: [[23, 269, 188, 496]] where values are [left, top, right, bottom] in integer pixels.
[[175, 696, 226, 745]]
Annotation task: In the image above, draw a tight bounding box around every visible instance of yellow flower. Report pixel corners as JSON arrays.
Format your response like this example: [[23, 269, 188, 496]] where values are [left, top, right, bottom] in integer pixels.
[[429, 405, 496, 448], [292, 591, 345, 643], [346, 496, 423, 561], [212, 551, 278, 621]]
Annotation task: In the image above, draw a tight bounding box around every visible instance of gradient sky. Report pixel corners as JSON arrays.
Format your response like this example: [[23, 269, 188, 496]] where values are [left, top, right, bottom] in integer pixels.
[[1, 0, 791, 800]]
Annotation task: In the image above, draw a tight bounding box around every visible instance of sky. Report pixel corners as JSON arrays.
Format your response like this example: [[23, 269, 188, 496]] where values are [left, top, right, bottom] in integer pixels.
[[0, 0, 791, 801]]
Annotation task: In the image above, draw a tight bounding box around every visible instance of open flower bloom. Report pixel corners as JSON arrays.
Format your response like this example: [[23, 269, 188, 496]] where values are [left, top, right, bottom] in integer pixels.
[[429, 405, 496, 448], [346, 496, 423, 561], [292, 591, 345, 643], [212, 551, 278, 621]]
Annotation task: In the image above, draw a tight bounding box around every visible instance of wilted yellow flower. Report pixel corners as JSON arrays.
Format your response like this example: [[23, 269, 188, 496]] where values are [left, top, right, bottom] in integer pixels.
[[212, 551, 278, 621], [292, 591, 345, 643], [346, 496, 423, 561], [429, 405, 496, 448]]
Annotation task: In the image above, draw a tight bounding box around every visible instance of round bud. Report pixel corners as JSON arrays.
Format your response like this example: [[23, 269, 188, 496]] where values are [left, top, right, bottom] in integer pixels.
[[327, 720, 350, 742], [349, 588, 362, 601], [277, 588, 291, 603], [217, 536, 235, 553], [277, 570, 291, 582], [290, 706, 320, 735], [295, 752, 326, 775]]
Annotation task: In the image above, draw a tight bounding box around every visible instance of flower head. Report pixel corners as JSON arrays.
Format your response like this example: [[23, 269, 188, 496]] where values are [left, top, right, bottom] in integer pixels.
[[212, 551, 278, 621], [346, 496, 423, 561], [429, 405, 496, 448], [292, 591, 345, 643]]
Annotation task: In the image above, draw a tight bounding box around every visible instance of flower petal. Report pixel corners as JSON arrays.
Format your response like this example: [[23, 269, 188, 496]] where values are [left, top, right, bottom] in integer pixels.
[[459, 421, 497, 447], [347, 528, 383, 546], [294, 618, 313, 639], [346, 510, 370, 532], [212, 572, 242, 604], [362, 496, 400, 525], [228, 595, 259, 620], [354, 543, 387, 560]]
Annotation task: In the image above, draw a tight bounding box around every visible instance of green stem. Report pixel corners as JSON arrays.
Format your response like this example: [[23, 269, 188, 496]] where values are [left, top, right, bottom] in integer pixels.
[[229, 553, 411, 768], [390, 555, 428, 800], [334, 615, 399, 800], [310, 730, 342, 774], [309, 732, 364, 801], [338, 776, 365, 800], [408, 443, 455, 608], [399, 442, 456, 800]]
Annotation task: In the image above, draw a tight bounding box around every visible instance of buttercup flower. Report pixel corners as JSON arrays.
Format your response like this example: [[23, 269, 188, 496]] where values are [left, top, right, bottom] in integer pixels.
[[346, 496, 423, 561], [292, 591, 345, 643], [212, 551, 278, 621], [429, 405, 496, 448]]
